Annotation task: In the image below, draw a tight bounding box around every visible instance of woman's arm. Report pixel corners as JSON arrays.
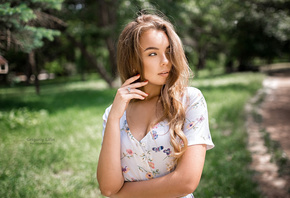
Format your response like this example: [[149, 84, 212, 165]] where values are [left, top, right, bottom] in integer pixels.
[[97, 75, 148, 197], [112, 144, 207, 198], [97, 115, 124, 196]]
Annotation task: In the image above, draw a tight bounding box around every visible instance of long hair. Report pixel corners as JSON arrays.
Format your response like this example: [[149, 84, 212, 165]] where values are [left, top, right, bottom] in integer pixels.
[[117, 13, 191, 161]]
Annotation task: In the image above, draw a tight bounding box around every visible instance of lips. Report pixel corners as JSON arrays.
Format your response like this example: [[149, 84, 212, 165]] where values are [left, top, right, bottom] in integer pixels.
[[158, 71, 170, 78], [158, 71, 169, 75]]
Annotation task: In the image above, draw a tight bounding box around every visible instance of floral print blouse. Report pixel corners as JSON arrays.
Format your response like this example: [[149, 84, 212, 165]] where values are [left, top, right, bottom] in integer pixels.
[[102, 87, 214, 198]]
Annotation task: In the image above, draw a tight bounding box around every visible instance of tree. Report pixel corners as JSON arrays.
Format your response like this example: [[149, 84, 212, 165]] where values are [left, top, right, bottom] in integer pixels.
[[179, 0, 290, 72], [0, 0, 65, 94], [223, 0, 290, 71], [61, 0, 157, 87], [61, 0, 120, 87]]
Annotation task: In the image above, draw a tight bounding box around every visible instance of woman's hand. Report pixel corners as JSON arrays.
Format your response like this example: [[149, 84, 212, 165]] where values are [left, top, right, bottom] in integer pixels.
[[109, 74, 148, 120]]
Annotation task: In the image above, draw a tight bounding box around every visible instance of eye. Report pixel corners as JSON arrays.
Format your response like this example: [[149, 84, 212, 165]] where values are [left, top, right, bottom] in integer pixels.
[[149, 53, 157, 56]]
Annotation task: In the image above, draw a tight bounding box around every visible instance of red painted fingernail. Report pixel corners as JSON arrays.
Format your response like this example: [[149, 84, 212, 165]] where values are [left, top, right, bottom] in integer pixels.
[[136, 74, 140, 77], [144, 80, 148, 83], [146, 93, 149, 95]]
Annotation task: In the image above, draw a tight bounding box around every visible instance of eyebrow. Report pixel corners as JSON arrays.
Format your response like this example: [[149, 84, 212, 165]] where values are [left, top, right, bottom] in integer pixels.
[[144, 45, 170, 52]]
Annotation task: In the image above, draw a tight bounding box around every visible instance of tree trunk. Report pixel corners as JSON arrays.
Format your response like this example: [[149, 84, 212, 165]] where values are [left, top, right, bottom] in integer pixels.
[[29, 51, 40, 95], [79, 53, 86, 81], [0, 74, 8, 85], [106, 38, 118, 78], [25, 62, 32, 85], [98, 0, 118, 78], [197, 47, 207, 70], [225, 58, 234, 73], [238, 57, 249, 71], [67, 34, 113, 87]]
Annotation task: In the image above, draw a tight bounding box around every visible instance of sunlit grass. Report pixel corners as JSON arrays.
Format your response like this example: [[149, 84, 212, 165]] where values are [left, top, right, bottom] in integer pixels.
[[0, 72, 265, 197]]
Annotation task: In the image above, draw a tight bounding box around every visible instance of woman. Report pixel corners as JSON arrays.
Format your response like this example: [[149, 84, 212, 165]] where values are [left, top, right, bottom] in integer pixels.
[[97, 13, 214, 198]]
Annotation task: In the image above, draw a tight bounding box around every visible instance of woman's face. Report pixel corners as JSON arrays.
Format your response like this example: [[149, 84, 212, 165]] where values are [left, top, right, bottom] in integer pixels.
[[139, 29, 172, 87]]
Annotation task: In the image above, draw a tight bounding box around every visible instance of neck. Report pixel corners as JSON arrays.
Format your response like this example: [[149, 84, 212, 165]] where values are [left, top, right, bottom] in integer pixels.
[[143, 84, 163, 100]]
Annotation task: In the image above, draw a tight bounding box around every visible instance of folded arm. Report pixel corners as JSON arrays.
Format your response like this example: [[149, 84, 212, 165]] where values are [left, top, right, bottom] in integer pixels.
[[97, 116, 124, 197], [112, 144, 207, 198]]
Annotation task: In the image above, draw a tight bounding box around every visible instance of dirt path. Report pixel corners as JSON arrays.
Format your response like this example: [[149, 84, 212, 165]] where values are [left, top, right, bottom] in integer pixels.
[[246, 71, 290, 198], [261, 72, 290, 158]]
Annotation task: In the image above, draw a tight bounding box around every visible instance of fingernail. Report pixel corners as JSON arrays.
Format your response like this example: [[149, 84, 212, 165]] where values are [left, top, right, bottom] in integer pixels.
[[144, 80, 148, 83], [146, 93, 149, 95], [136, 74, 140, 77]]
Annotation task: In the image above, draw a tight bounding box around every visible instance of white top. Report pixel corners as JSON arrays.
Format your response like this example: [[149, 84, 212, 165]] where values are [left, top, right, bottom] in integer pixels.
[[102, 87, 214, 198]]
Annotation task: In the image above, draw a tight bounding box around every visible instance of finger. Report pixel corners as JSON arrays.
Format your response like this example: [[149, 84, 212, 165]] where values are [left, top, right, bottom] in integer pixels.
[[122, 74, 140, 87], [127, 93, 146, 100], [128, 80, 148, 89], [128, 88, 148, 97]]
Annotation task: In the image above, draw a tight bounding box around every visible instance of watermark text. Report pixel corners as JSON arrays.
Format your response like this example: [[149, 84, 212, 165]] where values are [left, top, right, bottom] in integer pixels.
[[26, 137, 55, 145]]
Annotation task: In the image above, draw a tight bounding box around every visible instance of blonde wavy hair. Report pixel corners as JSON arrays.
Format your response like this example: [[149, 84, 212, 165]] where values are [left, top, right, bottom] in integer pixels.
[[117, 13, 191, 161]]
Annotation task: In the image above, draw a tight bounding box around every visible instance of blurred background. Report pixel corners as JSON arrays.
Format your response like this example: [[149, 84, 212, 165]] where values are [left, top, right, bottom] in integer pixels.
[[0, 0, 289, 197]]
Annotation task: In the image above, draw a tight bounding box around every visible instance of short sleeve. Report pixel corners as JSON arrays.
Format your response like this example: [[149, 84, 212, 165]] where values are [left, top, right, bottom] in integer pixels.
[[101, 105, 112, 138], [183, 87, 214, 150]]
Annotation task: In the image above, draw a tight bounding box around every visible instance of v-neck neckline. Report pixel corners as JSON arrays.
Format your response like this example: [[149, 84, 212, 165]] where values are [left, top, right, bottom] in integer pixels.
[[124, 110, 153, 143]]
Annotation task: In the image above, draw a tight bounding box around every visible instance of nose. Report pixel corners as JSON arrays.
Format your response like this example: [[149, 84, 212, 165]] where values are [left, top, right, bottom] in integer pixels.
[[161, 53, 169, 66]]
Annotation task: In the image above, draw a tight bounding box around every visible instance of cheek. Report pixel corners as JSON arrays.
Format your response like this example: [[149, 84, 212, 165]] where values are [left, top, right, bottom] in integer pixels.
[[143, 59, 157, 74]]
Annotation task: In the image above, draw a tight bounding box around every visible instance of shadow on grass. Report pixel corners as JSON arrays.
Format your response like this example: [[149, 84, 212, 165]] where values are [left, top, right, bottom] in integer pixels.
[[0, 88, 116, 113], [1, 82, 260, 113]]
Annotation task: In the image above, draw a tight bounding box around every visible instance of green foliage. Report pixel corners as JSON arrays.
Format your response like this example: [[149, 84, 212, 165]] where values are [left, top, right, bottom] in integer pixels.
[[0, 0, 64, 53], [1, 0, 289, 87], [31, 0, 63, 10], [44, 59, 64, 74], [0, 3, 35, 23], [226, 0, 290, 65], [22, 26, 61, 52]]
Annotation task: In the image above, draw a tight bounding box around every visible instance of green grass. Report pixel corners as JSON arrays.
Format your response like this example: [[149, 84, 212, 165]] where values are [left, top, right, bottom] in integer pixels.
[[0, 72, 265, 197]]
